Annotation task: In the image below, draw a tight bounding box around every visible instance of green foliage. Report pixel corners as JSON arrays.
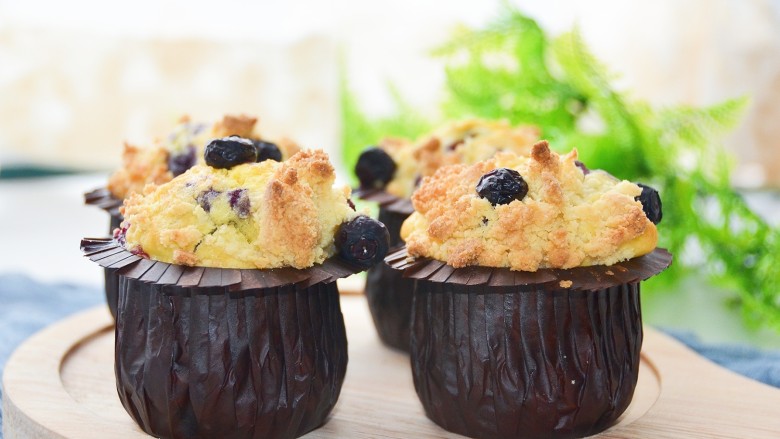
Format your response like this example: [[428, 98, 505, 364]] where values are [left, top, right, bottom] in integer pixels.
[[340, 75, 432, 185], [340, 6, 780, 331]]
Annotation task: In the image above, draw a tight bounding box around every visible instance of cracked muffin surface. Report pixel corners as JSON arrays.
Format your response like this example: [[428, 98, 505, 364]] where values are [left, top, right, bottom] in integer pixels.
[[119, 149, 356, 269], [400, 141, 658, 271], [379, 118, 539, 198], [107, 114, 300, 199]]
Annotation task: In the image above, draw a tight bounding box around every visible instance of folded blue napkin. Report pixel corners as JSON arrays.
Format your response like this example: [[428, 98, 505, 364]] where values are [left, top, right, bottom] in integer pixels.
[[0, 274, 778, 437]]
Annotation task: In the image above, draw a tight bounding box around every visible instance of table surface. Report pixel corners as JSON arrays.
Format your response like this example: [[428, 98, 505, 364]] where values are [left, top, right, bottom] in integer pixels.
[[2, 174, 780, 349]]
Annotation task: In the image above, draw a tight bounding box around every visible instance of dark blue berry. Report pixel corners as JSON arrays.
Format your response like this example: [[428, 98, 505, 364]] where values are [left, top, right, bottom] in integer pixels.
[[228, 188, 251, 218], [447, 139, 464, 151], [476, 168, 529, 206], [355, 147, 397, 189], [574, 160, 590, 175], [204, 136, 257, 169], [197, 189, 220, 212], [335, 215, 390, 268], [252, 139, 282, 162], [635, 183, 662, 224], [168, 145, 197, 177]]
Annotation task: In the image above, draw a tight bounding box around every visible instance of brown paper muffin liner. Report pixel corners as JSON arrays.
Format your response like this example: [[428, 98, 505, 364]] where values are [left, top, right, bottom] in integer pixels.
[[84, 187, 123, 231], [84, 188, 124, 319], [116, 277, 347, 439], [388, 247, 672, 439], [354, 188, 415, 351], [353, 188, 414, 216], [386, 247, 672, 291], [81, 238, 366, 290], [81, 237, 366, 439]]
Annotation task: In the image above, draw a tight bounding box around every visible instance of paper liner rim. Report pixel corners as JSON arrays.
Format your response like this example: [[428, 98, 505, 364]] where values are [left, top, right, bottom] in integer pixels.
[[353, 188, 414, 215], [386, 246, 672, 291], [84, 187, 123, 217], [81, 237, 368, 291]]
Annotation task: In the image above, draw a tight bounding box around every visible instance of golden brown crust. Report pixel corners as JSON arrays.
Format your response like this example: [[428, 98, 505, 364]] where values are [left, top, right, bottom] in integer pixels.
[[121, 149, 356, 269], [107, 143, 172, 199], [401, 142, 658, 271], [276, 136, 301, 160], [210, 114, 258, 138], [107, 114, 303, 200], [382, 118, 540, 198]]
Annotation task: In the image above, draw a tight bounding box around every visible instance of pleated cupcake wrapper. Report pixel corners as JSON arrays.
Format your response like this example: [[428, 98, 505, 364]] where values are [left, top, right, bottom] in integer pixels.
[[363, 206, 415, 351], [391, 248, 671, 439], [364, 261, 415, 352], [353, 188, 414, 216], [116, 275, 347, 439], [81, 237, 368, 292], [386, 247, 673, 292], [410, 281, 644, 439], [84, 187, 123, 219]]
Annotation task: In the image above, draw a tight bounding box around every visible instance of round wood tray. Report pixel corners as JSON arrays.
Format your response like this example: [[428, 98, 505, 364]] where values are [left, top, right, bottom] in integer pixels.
[[4, 296, 780, 438]]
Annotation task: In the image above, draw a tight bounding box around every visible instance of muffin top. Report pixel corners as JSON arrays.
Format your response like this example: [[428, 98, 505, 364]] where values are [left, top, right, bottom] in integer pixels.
[[400, 141, 658, 271], [107, 114, 300, 199], [118, 149, 359, 269], [357, 118, 539, 198]]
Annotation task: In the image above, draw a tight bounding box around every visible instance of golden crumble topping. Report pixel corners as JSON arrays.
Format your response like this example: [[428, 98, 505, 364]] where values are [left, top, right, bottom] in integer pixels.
[[400, 141, 657, 271], [120, 149, 356, 269]]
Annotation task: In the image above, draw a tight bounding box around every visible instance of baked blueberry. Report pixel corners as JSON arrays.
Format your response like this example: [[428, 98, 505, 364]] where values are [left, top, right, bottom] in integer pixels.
[[574, 160, 590, 175], [204, 136, 257, 169], [355, 147, 397, 189], [252, 139, 283, 162], [196, 188, 220, 212], [227, 188, 250, 218], [476, 168, 529, 206], [635, 183, 662, 224], [335, 215, 390, 268], [168, 145, 197, 177]]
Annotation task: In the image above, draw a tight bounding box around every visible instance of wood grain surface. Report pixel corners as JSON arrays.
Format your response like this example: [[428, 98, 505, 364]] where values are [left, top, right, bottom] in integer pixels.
[[3, 295, 780, 438]]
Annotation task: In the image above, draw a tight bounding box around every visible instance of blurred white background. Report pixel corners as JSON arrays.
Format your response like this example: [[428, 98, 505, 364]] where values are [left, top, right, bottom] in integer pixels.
[[2, 0, 780, 186]]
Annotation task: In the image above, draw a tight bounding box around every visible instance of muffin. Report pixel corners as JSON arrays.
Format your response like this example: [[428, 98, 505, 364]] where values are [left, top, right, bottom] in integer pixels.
[[85, 114, 300, 318], [387, 141, 670, 439], [82, 144, 389, 439], [354, 118, 539, 351]]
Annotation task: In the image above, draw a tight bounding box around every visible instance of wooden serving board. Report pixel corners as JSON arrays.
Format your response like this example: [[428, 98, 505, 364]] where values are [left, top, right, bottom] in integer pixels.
[[4, 295, 780, 439]]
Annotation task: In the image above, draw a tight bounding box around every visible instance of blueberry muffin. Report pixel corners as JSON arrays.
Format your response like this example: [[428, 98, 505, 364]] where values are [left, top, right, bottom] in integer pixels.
[[83, 142, 389, 439], [354, 118, 539, 351], [85, 114, 300, 318], [388, 141, 670, 439]]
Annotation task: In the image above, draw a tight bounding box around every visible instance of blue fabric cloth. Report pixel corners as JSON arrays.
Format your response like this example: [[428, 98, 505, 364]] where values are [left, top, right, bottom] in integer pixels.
[[0, 274, 102, 436], [661, 329, 780, 388], [0, 274, 778, 437]]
